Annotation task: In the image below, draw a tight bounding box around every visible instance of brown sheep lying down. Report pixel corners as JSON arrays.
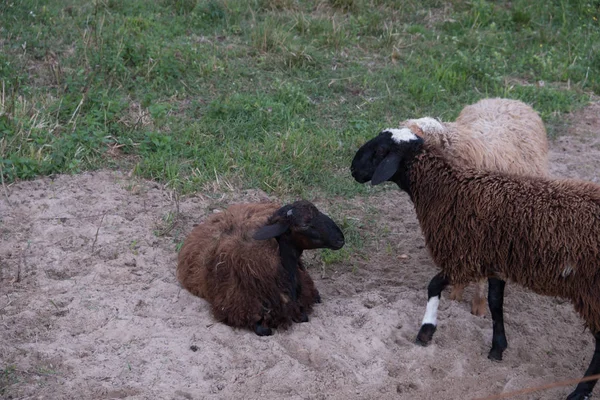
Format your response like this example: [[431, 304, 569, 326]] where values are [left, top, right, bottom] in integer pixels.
[[177, 200, 345, 336]]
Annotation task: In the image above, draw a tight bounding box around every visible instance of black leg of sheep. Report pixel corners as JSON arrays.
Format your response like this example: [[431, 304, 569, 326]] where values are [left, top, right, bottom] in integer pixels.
[[254, 320, 273, 336], [487, 278, 507, 361], [415, 272, 449, 346], [567, 332, 600, 400]]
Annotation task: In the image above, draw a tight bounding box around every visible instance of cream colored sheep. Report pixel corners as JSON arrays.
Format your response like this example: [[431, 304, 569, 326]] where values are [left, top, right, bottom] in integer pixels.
[[401, 98, 548, 316]]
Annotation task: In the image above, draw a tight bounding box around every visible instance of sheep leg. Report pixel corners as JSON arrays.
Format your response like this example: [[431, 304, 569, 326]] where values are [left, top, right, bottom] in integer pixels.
[[415, 272, 449, 346], [287, 268, 298, 301], [487, 277, 507, 361], [448, 284, 465, 301], [293, 312, 309, 323], [314, 290, 322, 304], [471, 279, 487, 317], [566, 332, 600, 400], [254, 319, 273, 336], [291, 276, 309, 323]]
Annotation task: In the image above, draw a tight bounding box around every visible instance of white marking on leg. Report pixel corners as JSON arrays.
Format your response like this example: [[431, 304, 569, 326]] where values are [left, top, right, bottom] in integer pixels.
[[421, 296, 440, 326], [384, 128, 418, 143]]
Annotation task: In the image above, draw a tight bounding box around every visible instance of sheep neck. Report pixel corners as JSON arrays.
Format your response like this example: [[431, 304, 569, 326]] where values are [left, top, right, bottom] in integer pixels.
[[388, 139, 426, 199], [389, 157, 420, 200], [409, 145, 471, 203], [391, 166, 414, 199], [276, 236, 302, 300]]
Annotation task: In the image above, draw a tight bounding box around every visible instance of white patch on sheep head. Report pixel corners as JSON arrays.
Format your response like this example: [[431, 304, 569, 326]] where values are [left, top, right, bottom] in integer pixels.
[[385, 128, 418, 144]]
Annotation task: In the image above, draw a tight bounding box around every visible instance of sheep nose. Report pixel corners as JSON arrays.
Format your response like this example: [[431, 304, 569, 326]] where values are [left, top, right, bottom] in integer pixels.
[[354, 175, 368, 183], [350, 169, 369, 183], [331, 238, 345, 250]]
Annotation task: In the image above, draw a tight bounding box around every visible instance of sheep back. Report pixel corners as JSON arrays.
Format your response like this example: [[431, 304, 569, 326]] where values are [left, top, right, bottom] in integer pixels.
[[405, 98, 549, 177], [177, 202, 317, 330], [411, 146, 600, 332]]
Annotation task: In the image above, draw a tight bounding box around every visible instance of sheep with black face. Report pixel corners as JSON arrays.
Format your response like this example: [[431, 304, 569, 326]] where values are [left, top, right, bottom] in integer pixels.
[[351, 128, 600, 400], [177, 200, 345, 336], [402, 98, 549, 316]]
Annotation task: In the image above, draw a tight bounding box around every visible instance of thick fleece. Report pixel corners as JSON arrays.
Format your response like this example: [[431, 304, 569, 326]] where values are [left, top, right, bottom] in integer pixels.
[[405, 98, 549, 176], [177, 203, 319, 332], [410, 144, 600, 332], [404, 98, 549, 314]]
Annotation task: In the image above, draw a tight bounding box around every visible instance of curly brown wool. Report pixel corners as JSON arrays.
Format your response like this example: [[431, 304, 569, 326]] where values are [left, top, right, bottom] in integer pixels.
[[403, 98, 549, 316], [351, 128, 600, 399], [177, 201, 344, 336], [410, 145, 600, 332]]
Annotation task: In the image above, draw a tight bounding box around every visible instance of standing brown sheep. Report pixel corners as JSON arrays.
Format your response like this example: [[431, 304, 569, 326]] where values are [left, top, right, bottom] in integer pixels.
[[351, 128, 600, 400], [402, 98, 549, 316]]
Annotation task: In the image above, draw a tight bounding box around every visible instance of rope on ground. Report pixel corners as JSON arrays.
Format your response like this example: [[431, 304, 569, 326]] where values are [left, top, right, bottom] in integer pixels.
[[474, 373, 600, 400]]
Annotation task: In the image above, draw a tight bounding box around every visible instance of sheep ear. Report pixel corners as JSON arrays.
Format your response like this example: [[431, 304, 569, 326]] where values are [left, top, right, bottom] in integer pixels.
[[253, 222, 290, 240], [371, 153, 402, 185]]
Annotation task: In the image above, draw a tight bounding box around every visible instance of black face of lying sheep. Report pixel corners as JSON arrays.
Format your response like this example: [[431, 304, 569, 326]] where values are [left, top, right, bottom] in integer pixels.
[[253, 200, 344, 321], [253, 200, 345, 251], [350, 128, 424, 191]]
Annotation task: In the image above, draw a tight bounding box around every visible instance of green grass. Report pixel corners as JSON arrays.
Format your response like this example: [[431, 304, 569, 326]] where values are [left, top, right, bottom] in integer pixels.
[[1, 0, 599, 196], [0, 365, 18, 395], [321, 214, 367, 266]]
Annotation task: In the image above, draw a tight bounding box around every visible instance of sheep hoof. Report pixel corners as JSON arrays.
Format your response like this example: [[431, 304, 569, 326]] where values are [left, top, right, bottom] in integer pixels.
[[448, 289, 463, 301], [566, 391, 591, 400], [294, 312, 309, 323], [254, 324, 273, 336], [487, 347, 504, 362], [471, 300, 487, 317], [415, 324, 436, 346], [448, 293, 461, 301], [315, 292, 322, 304]]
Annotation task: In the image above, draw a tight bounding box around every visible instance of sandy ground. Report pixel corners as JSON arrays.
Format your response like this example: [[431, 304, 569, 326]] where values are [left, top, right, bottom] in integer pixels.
[[1, 102, 600, 400]]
